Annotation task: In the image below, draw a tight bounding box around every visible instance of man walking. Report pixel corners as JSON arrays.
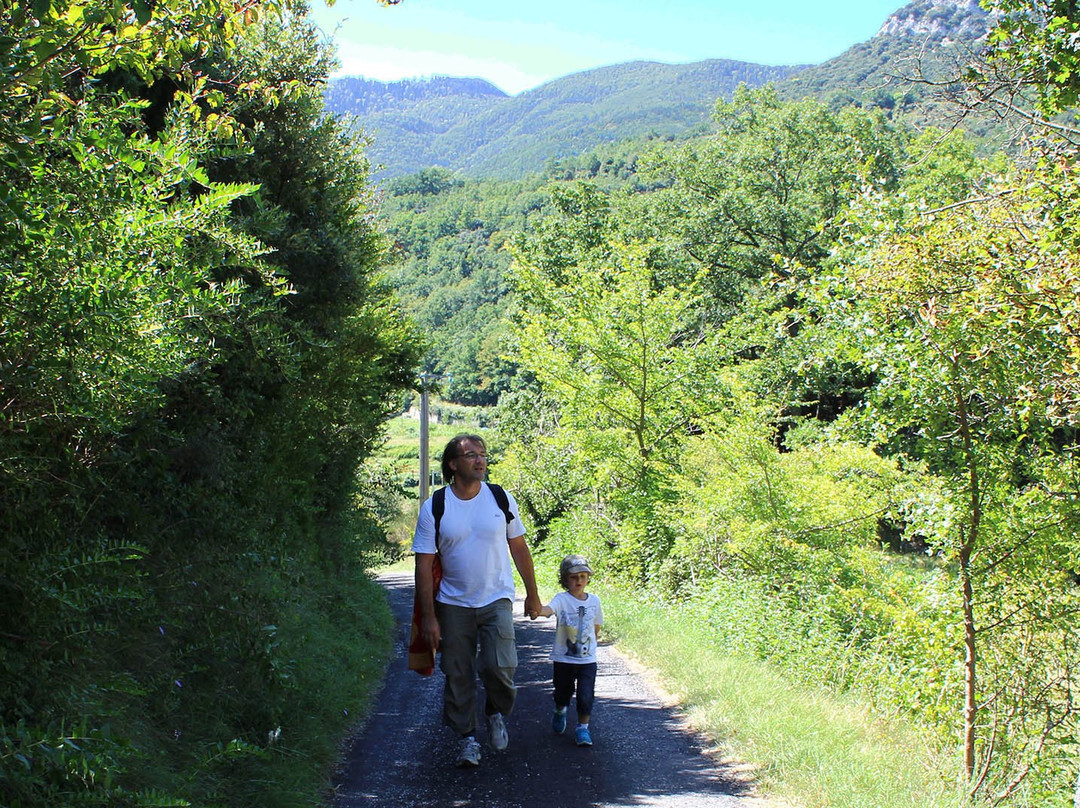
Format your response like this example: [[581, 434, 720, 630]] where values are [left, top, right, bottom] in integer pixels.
[[413, 434, 542, 767]]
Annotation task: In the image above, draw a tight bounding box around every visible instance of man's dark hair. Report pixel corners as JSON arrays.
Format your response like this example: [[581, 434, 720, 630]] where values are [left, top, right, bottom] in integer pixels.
[[440, 434, 486, 484]]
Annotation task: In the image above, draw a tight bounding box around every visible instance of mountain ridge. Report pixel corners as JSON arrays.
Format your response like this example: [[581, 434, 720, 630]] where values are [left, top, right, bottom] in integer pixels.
[[327, 59, 806, 178], [323, 0, 994, 178]]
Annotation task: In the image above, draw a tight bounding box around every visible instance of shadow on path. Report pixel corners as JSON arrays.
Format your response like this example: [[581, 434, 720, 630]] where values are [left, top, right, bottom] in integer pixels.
[[331, 572, 760, 808]]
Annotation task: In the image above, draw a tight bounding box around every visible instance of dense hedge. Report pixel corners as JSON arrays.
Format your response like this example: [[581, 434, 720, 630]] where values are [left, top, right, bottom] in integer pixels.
[[0, 3, 420, 804]]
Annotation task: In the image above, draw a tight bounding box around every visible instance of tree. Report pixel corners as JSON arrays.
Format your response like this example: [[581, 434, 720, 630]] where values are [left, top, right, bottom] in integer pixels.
[[639, 84, 903, 302], [0, 1, 421, 802], [981, 0, 1080, 120], [511, 240, 730, 577], [624, 85, 905, 430], [381, 172, 546, 404], [1, 1, 286, 801], [922, 0, 1080, 144], [834, 159, 1080, 801]]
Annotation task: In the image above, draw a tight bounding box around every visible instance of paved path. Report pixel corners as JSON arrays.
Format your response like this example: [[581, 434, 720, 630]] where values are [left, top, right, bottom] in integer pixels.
[[331, 572, 766, 807]]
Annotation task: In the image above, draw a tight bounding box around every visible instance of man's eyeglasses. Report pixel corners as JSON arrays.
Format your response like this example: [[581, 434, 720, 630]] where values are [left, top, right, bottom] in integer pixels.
[[458, 451, 487, 461]]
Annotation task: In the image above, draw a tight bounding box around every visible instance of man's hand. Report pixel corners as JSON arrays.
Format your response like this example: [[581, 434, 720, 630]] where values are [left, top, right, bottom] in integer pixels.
[[524, 593, 542, 620], [421, 612, 441, 651]]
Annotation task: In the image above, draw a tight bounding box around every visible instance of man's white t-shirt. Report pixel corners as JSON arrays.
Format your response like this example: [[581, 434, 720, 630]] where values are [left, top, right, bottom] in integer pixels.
[[412, 483, 526, 609]]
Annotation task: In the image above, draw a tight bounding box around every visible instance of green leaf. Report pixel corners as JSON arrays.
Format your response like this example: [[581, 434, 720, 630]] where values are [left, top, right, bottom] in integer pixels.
[[132, 0, 153, 24]]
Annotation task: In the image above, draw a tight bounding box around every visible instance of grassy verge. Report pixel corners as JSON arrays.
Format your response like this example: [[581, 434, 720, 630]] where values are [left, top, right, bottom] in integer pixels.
[[597, 586, 964, 808], [273, 567, 395, 805]]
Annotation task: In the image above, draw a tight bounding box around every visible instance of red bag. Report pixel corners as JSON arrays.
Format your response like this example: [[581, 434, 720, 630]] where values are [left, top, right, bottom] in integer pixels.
[[407, 555, 442, 675]]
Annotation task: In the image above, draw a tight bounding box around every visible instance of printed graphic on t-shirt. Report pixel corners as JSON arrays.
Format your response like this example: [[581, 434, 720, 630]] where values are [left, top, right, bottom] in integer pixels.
[[552, 595, 601, 662], [555, 610, 590, 657]]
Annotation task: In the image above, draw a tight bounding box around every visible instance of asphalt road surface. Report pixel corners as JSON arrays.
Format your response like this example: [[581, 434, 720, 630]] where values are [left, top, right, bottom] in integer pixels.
[[330, 572, 769, 808]]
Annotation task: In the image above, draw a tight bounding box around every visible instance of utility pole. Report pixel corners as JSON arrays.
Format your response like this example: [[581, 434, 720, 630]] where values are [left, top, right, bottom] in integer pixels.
[[419, 376, 432, 505], [417, 372, 446, 507]]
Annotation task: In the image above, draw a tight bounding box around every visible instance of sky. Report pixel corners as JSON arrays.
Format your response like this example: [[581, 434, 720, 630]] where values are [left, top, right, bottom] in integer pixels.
[[308, 0, 909, 96]]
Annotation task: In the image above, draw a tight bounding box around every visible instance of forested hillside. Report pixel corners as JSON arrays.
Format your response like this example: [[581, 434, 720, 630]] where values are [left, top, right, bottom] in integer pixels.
[[779, 0, 993, 113], [324, 76, 510, 175], [326, 75, 508, 115], [381, 141, 651, 404], [326, 59, 807, 177], [376, 0, 1002, 407], [362, 0, 1004, 413], [325, 0, 996, 179]]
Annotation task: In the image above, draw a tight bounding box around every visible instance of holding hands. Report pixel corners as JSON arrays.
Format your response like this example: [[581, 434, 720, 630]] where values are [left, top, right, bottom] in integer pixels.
[[525, 593, 542, 620]]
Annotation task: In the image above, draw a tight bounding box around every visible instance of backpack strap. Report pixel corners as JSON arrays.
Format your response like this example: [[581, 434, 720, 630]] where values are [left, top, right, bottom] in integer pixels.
[[432, 486, 446, 550], [432, 484, 515, 546], [487, 483, 516, 530]]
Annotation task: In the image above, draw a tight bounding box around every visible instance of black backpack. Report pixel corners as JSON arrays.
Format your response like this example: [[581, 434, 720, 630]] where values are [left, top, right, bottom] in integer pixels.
[[431, 483, 515, 548]]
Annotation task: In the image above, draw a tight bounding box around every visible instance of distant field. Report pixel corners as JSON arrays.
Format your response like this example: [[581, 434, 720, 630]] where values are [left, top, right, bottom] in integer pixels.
[[375, 401, 491, 491], [366, 401, 492, 544]]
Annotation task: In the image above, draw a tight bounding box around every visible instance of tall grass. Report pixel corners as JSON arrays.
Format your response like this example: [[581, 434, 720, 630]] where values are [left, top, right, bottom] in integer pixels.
[[596, 586, 965, 808]]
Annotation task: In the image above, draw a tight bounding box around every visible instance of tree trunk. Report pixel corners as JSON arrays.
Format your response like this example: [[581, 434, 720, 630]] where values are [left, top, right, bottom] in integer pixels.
[[960, 526, 977, 783], [955, 374, 980, 791]]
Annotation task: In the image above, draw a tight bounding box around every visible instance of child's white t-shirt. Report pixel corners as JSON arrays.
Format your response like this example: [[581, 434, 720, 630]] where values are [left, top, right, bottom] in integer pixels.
[[548, 591, 604, 664]]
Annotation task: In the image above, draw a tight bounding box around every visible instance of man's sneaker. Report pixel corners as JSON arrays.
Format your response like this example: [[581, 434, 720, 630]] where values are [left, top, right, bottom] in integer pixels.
[[487, 712, 508, 751], [456, 736, 481, 767], [574, 726, 593, 747], [552, 709, 567, 734]]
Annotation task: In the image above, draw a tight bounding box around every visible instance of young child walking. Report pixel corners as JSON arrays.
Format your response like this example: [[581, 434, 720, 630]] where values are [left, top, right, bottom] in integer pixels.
[[537, 554, 604, 746]]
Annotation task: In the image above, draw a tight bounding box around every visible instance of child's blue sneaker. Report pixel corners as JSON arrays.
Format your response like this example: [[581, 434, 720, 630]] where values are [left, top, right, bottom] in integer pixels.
[[574, 726, 592, 746], [552, 709, 567, 734]]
